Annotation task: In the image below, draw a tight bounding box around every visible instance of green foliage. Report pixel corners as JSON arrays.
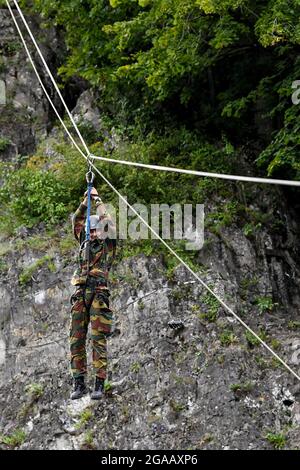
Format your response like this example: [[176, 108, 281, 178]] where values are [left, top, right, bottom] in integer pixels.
[[104, 380, 113, 392], [200, 292, 220, 322], [130, 361, 141, 373], [270, 338, 281, 351], [19, 255, 55, 285], [25, 383, 44, 400], [288, 321, 300, 330], [0, 137, 10, 152], [169, 399, 186, 413], [245, 328, 267, 347], [0, 429, 26, 448], [254, 296, 278, 313], [75, 408, 94, 432], [254, 354, 270, 369], [26, 0, 300, 183], [256, 105, 300, 179], [0, 168, 69, 227], [230, 382, 254, 393], [0, 258, 8, 274], [6, 0, 299, 246], [0, 137, 88, 232], [265, 432, 286, 450], [82, 430, 96, 449], [206, 201, 240, 232], [59, 233, 77, 254], [77, 408, 93, 427], [219, 329, 238, 346], [243, 222, 262, 237]]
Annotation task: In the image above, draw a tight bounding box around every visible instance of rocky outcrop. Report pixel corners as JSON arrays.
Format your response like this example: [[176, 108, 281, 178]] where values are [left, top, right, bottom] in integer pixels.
[[0, 223, 299, 449], [0, 7, 64, 160]]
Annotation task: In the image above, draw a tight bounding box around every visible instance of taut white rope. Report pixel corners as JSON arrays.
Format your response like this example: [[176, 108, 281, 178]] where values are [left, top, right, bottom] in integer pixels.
[[90, 154, 300, 187]]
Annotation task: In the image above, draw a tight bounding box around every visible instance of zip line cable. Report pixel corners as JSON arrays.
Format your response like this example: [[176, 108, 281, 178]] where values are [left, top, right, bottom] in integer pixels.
[[7, 0, 300, 382], [90, 154, 300, 188]]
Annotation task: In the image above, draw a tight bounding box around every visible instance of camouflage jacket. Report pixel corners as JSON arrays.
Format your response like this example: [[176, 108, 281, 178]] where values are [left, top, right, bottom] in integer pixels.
[[71, 202, 117, 286]]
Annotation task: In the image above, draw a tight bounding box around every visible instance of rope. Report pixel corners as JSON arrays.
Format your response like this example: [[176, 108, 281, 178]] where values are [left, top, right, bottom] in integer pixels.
[[90, 154, 300, 188], [7, 0, 300, 382], [85, 175, 93, 243]]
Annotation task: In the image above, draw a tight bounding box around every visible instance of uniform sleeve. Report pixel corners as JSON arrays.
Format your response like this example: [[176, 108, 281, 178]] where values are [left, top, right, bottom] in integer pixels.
[[105, 237, 117, 272], [72, 202, 87, 242]]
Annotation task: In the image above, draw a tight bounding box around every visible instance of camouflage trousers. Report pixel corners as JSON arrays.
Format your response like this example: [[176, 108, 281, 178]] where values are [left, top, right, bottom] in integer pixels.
[[69, 285, 113, 380]]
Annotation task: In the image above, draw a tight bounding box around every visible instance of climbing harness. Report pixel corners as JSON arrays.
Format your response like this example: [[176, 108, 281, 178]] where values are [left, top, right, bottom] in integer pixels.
[[7, 0, 300, 382]]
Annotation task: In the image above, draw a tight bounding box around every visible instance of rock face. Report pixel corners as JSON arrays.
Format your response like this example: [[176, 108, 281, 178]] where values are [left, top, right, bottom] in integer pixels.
[[0, 8, 64, 160], [72, 89, 102, 132], [0, 227, 300, 450]]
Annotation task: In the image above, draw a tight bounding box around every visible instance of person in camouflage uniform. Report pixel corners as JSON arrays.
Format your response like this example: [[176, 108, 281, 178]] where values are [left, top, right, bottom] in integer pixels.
[[70, 187, 116, 400]]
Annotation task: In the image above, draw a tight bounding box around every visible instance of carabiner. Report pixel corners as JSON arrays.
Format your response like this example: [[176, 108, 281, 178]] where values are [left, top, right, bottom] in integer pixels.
[[86, 170, 95, 184]]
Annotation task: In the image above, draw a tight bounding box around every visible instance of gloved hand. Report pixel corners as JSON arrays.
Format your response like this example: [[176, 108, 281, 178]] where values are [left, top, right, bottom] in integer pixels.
[[84, 187, 98, 198], [91, 188, 99, 200], [84, 187, 102, 203]]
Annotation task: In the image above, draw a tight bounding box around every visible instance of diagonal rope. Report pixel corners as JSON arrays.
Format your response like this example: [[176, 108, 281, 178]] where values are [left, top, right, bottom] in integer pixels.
[[7, 0, 300, 382], [90, 154, 300, 188]]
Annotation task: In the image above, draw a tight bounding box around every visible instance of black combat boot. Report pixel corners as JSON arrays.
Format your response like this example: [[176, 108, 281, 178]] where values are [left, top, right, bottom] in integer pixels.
[[91, 377, 105, 400], [71, 376, 88, 400]]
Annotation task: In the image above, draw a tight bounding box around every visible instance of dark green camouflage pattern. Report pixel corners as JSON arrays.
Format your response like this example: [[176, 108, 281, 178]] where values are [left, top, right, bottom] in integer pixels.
[[70, 286, 113, 379], [71, 202, 116, 286]]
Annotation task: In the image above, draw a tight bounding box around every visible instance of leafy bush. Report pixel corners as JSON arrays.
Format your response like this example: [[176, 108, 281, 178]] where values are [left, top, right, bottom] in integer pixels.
[[0, 168, 70, 227]]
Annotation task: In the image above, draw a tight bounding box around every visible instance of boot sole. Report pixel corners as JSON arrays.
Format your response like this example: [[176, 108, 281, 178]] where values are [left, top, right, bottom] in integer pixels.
[[90, 393, 103, 400], [70, 388, 89, 400]]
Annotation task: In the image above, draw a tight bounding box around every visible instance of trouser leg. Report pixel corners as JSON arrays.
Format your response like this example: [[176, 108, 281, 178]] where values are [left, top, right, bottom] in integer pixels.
[[90, 289, 113, 380], [69, 288, 90, 378]]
